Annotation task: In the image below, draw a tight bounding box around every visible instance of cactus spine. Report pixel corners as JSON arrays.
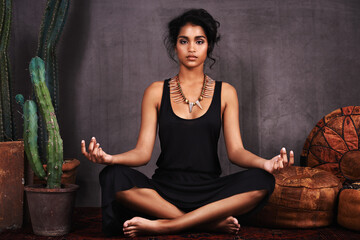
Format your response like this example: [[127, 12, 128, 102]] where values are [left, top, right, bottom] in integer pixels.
[[0, 0, 15, 141], [29, 57, 63, 189], [36, 0, 70, 161]]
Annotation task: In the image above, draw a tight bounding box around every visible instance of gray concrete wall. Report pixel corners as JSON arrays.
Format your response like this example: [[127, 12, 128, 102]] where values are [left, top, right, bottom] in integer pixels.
[[10, 0, 360, 206]]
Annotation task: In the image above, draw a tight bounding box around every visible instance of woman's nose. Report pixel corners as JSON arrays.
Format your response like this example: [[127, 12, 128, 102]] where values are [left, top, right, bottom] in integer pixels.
[[188, 42, 195, 52]]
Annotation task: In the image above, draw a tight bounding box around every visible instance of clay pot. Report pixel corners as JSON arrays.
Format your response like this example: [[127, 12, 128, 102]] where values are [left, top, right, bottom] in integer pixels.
[[0, 141, 24, 231], [24, 184, 79, 236], [34, 158, 80, 185]]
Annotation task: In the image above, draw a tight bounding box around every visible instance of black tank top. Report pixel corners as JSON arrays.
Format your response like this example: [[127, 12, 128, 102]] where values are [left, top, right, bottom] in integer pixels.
[[152, 79, 223, 185]]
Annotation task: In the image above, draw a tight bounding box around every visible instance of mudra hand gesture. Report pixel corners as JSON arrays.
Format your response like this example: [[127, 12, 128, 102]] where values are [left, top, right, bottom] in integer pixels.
[[264, 147, 294, 174], [81, 137, 113, 165]]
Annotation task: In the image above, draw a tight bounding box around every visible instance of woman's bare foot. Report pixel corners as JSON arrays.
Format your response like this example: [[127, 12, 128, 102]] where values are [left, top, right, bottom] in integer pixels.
[[213, 216, 240, 234], [123, 216, 240, 237], [123, 217, 169, 237], [196, 216, 240, 234]]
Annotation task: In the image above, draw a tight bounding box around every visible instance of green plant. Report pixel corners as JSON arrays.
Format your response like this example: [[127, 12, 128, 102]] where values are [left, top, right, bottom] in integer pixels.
[[17, 57, 63, 188], [0, 0, 15, 141], [37, 0, 70, 114], [36, 0, 70, 161]]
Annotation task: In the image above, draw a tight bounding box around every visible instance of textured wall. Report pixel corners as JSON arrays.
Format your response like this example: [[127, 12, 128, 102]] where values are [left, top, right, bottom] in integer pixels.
[[11, 0, 360, 206]]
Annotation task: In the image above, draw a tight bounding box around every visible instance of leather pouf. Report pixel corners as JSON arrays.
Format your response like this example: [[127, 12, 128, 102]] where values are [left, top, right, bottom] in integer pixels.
[[337, 182, 360, 231], [249, 166, 342, 228], [300, 106, 360, 183]]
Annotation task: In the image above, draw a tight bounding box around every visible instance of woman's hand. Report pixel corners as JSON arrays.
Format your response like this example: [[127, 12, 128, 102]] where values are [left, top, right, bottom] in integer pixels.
[[81, 137, 113, 165], [264, 147, 294, 174]]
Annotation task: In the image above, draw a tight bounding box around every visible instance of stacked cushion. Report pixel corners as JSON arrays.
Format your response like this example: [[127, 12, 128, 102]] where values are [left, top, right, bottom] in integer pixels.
[[301, 106, 360, 183], [337, 182, 360, 231]]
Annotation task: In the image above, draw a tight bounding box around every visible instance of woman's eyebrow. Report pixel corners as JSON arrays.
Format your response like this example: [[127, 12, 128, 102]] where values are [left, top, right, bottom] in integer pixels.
[[177, 35, 206, 39]]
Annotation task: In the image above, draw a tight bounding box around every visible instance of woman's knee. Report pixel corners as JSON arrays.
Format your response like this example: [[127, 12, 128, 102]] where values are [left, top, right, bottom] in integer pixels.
[[99, 165, 130, 186], [249, 189, 268, 201], [263, 170, 276, 193], [99, 165, 114, 184], [115, 186, 140, 201], [249, 168, 275, 193]]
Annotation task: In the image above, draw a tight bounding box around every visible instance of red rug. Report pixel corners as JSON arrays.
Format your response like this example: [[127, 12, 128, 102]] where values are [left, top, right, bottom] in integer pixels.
[[1, 207, 360, 240]]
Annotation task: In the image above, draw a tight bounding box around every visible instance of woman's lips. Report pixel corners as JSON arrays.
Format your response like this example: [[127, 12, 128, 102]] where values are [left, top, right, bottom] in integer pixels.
[[186, 56, 197, 61]]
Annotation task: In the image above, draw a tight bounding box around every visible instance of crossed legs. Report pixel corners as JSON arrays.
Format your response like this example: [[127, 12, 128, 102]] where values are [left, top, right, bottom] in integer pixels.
[[116, 187, 267, 237]]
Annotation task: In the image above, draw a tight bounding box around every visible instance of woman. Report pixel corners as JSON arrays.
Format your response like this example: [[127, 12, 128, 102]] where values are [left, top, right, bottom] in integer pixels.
[[81, 9, 294, 237]]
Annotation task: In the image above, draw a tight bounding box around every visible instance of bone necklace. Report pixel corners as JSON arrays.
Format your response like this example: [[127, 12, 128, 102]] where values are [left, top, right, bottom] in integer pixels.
[[169, 74, 214, 113]]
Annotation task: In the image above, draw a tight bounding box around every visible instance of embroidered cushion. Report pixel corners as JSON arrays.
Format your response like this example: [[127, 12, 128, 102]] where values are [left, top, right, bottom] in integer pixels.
[[337, 182, 360, 231], [300, 106, 360, 183], [249, 166, 341, 228]]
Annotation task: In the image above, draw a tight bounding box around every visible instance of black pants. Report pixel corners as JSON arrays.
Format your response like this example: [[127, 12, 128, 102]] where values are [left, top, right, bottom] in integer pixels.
[[99, 165, 275, 236]]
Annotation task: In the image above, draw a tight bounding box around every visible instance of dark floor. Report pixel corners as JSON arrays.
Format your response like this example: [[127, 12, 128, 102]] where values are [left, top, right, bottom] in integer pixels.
[[1, 208, 360, 240]]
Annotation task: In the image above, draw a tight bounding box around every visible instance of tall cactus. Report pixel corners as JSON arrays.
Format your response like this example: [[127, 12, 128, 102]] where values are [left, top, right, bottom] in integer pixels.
[[24, 57, 63, 189], [36, 0, 70, 161], [0, 0, 15, 141], [37, 0, 70, 113]]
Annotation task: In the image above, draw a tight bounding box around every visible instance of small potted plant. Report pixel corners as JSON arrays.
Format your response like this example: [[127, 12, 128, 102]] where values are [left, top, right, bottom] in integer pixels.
[[18, 57, 79, 236]]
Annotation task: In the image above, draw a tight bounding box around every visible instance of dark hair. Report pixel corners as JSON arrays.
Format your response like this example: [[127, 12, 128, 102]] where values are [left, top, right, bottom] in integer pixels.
[[164, 9, 220, 68]]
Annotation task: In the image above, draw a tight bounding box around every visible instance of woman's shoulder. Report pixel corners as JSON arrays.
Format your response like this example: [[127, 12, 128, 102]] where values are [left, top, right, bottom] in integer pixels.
[[142, 81, 165, 105], [145, 80, 164, 94], [220, 81, 237, 96]]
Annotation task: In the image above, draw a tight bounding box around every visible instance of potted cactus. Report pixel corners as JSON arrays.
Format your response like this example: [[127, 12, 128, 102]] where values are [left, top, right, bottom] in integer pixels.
[[19, 1, 79, 236], [32, 0, 80, 185], [0, 0, 24, 232], [19, 57, 79, 237]]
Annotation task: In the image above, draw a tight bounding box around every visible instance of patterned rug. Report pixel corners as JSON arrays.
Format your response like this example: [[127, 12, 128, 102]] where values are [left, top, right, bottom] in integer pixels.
[[1, 207, 360, 240]]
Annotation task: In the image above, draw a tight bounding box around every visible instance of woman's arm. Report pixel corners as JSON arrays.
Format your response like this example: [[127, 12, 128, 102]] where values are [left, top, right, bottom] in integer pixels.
[[221, 83, 294, 172], [81, 81, 163, 167]]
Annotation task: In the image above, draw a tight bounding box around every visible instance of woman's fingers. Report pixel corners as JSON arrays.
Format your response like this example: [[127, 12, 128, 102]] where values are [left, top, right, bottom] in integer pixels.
[[289, 150, 295, 165], [279, 148, 295, 168], [99, 147, 104, 160], [273, 156, 279, 171], [93, 143, 100, 162], [269, 148, 295, 174], [278, 156, 284, 169], [88, 137, 96, 152], [81, 140, 89, 158], [97, 146, 102, 159], [280, 147, 288, 166], [81, 137, 109, 164]]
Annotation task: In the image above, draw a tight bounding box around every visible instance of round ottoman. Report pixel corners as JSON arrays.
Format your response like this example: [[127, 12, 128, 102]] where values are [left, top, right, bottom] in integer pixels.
[[249, 166, 342, 228], [337, 182, 360, 231], [300, 106, 360, 183]]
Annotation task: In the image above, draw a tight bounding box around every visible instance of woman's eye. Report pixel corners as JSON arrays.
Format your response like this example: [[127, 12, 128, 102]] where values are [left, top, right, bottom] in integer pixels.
[[196, 40, 204, 45], [179, 40, 187, 44]]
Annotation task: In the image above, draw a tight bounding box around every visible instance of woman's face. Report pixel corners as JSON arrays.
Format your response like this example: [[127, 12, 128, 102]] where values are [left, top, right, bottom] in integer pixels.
[[175, 23, 208, 69]]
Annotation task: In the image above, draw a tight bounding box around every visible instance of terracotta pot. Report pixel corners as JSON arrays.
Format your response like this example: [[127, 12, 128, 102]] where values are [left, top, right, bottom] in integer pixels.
[[34, 158, 80, 185], [24, 184, 79, 236], [0, 141, 24, 231]]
